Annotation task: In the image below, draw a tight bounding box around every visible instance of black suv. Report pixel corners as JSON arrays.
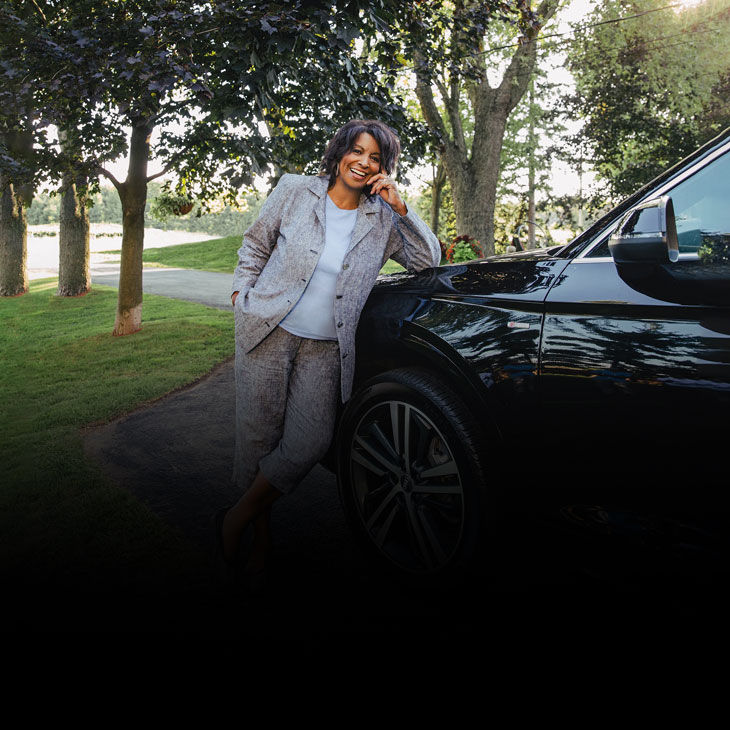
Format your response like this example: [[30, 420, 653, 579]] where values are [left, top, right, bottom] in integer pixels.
[[335, 128, 730, 577]]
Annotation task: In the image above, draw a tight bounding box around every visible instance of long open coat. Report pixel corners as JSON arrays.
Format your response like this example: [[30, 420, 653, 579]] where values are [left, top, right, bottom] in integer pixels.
[[231, 173, 441, 403]]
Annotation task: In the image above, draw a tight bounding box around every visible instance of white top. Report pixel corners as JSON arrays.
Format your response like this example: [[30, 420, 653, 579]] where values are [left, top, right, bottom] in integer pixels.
[[279, 194, 358, 340]]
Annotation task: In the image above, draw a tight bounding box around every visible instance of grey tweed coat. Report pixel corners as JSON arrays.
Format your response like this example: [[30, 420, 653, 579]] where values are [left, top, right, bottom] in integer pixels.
[[231, 173, 441, 403]]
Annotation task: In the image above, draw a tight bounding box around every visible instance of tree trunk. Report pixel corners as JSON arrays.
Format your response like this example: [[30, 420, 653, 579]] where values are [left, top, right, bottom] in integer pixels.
[[412, 0, 558, 258], [58, 174, 90, 296], [113, 121, 152, 336], [527, 169, 536, 250], [0, 126, 33, 297], [0, 181, 28, 297], [577, 149, 585, 230], [430, 162, 447, 241], [436, 118, 504, 257], [526, 84, 537, 249], [449, 163, 496, 256]]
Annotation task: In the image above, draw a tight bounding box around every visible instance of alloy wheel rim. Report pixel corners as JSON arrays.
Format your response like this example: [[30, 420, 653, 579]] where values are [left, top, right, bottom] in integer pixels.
[[349, 399, 465, 574]]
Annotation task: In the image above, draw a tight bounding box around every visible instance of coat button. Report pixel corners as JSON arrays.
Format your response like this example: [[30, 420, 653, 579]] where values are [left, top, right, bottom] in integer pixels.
[[337, 321, 343, 328], [343, 263, 349, 270], [336, 294, 343, 299]]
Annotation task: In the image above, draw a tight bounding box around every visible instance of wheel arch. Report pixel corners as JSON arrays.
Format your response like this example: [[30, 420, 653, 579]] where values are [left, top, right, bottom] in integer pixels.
[[351, 321, 504, 440], [321, 321, 504, 474]]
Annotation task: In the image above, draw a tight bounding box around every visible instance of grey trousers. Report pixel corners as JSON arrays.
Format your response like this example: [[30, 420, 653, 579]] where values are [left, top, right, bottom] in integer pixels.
[[232, 325, 341, 494]]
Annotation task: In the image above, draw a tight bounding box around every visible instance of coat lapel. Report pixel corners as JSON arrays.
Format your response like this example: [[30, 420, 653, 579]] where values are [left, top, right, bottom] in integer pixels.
[[346, 193, 378, 255], [308, 176, 379, 256], [308, 177, 328, 233]]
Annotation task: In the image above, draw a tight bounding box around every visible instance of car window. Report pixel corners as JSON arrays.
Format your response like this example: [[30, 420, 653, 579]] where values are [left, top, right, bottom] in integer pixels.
[[671, 151, 730, 259], [586, 233, 612, 258], [587, 151, 730, 260]]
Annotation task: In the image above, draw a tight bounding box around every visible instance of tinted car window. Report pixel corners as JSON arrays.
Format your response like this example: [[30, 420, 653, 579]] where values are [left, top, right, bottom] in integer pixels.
[[587, 151, 730, 260], [672, 151, 730, 258], [586, 231, 613, 258]]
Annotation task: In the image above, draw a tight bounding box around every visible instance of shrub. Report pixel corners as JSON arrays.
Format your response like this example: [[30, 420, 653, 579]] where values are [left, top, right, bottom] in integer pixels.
[[441, 234, 484, 264]]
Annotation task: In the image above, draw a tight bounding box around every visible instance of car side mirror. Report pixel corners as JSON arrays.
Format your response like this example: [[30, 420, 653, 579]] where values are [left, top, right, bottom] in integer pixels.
[[608, 196, 679, 264]]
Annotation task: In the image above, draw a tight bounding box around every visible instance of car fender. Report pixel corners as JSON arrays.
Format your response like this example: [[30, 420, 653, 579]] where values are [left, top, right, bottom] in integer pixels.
[[351, 318, 504, 440]]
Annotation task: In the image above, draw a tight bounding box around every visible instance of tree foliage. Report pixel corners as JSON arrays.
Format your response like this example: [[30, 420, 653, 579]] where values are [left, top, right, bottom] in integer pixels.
[[568, 0, 730, 201], [1, 0, 430, 327], [1, 1, 432, 193]]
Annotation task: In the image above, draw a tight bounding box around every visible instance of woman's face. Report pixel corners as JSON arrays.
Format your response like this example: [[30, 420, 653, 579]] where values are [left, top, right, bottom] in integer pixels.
[[336, 132, 382, 191]]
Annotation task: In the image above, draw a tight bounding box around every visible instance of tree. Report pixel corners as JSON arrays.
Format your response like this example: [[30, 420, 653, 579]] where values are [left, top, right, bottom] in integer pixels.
[[0, 125, 33, 297], [391, 0, 561, 256], [33, 0, 222, 333], [0, 1, 99, 297], [498, 41, 567, 249], [0, 2, 37, 297], [6, 0, 422, 333], [57, 132, 91, 296], [567, 0, 730, 201]]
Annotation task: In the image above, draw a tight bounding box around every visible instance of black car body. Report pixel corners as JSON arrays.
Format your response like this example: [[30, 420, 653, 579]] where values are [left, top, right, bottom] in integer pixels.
[[334, 128, 730, 577]]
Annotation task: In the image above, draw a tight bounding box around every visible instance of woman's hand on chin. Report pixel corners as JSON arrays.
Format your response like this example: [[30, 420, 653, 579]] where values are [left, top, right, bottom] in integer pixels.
[[366, 173, 407, 216]]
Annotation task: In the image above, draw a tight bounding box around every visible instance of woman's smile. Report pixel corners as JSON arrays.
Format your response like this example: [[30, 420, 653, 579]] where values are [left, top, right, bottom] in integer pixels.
[[348, 167, 369, 182]]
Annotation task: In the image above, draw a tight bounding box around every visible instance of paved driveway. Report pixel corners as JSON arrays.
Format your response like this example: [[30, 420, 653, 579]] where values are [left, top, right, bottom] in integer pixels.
[[90, 260, 235, 310]]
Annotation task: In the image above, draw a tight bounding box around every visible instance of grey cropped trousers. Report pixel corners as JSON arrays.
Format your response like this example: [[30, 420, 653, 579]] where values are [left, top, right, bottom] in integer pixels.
[[232, 325, 341, 495]]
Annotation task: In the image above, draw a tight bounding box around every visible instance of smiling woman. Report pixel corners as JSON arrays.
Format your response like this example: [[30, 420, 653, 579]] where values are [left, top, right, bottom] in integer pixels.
[[218, 119, 442, 596], [337, 135, 381, 194]]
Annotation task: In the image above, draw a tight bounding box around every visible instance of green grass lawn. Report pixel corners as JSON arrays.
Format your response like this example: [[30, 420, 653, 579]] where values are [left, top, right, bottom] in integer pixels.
[[141, 235, 241, 272], [129, 235, 406, 275], [0, 279, 234, 624]]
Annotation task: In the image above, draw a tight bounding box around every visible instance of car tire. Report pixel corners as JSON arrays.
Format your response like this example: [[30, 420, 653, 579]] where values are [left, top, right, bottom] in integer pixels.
[[336, 367, 493, 579]]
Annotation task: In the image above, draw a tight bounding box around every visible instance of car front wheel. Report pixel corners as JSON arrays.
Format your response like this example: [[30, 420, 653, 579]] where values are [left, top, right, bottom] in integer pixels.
[[336, 368, 491, 577]]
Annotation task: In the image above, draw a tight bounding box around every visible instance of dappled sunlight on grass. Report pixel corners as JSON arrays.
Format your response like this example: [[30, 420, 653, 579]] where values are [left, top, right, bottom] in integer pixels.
[[30, 279, 59, 294], [142, 235, 239, 273], [0, 277, 233, 597]]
